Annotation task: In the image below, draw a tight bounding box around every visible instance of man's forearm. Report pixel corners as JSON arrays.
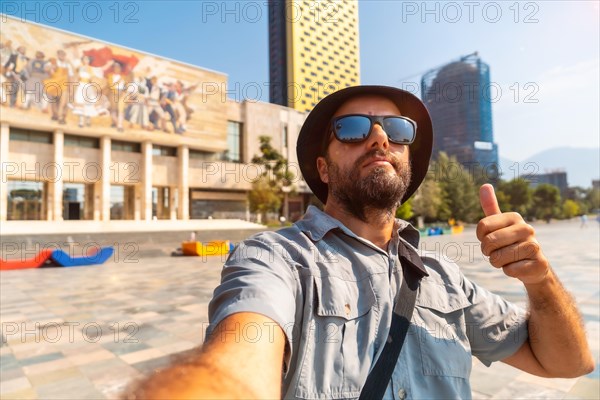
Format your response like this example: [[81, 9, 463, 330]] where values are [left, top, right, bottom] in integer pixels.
[[525, 268, 595, 377], [125, 352, 255, 399], [125, 312, 286, 399]]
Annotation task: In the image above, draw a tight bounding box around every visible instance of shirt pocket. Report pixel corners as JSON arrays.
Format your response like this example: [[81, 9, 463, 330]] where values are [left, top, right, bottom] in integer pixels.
[[295, 274, 378, 400], [414, 280, 472, 379]]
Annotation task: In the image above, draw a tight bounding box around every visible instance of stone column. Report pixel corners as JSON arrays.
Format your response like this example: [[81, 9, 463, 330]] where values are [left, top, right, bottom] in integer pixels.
[[99, 136, 111, 221], [51, 130, 64, 221], [178, 145, 189, 220], [0, 123, 9, 221], [141, 141, 153, 221]]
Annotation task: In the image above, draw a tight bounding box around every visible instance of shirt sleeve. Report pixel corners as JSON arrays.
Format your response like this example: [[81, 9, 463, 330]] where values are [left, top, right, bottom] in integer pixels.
[[461, 274, 529, 366], [207, 234, 299, 357]]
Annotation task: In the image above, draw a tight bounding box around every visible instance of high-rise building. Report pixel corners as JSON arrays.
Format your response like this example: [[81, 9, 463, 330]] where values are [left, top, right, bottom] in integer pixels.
[[421, 53, 499, 178], [268, 0, 360, 112]]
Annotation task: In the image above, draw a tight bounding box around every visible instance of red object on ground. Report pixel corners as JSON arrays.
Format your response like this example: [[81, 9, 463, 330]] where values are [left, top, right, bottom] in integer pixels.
[[0, 249, 54, 270]]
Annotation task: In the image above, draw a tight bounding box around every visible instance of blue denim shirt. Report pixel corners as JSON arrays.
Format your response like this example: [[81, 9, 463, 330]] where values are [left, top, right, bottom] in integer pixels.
[[208, 206, 528, 399]]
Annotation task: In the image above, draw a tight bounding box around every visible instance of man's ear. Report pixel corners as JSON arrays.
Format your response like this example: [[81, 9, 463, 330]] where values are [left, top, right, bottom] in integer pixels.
[[316, 156, 329, 184]]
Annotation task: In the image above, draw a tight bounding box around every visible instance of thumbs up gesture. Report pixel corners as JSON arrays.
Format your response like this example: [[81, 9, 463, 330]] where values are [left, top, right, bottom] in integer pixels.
[[476, 184, 550, 285]]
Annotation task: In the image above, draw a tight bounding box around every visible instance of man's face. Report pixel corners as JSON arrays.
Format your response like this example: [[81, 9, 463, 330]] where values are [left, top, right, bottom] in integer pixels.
[[316, 95, 412, 220]]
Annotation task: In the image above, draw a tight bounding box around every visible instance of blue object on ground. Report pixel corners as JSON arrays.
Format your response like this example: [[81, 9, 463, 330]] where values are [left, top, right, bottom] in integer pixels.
[[50, 247, 114, 267]]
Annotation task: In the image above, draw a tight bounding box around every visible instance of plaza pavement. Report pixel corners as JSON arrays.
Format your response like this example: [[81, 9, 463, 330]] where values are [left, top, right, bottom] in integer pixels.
[[0, 218, 598, 399]]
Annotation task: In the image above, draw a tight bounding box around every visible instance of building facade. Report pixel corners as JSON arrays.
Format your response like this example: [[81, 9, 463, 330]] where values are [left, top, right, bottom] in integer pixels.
[[1, 15, 311, 223], [421, 53, 499, 178], [268, 0, 360, 112], [528, 170, 569, 197]]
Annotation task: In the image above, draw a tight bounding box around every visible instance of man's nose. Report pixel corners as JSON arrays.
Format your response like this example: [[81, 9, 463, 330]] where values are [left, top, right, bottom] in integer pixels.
[[366, 123, 390, 150]]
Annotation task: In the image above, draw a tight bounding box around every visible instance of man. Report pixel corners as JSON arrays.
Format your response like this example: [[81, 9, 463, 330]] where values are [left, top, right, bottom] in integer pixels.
[[130, 86, 593, 399]]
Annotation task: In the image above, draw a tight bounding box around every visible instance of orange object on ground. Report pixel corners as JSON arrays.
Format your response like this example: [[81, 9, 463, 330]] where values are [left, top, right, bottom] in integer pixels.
[[0, 249, 54, 270], [181, 241, 232, 256], [451, 225, 464, 234]]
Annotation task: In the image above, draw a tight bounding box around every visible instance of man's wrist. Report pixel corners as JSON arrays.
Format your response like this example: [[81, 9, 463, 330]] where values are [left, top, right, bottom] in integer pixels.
[[522, 266, 551, 287]]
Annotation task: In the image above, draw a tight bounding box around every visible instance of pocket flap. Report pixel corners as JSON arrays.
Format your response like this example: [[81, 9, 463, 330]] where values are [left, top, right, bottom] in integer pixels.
[[314, 275, 376, 320], [417, 279, 471, 313]]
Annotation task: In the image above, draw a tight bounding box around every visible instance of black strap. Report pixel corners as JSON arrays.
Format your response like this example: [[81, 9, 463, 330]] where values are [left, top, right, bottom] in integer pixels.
[[359, 244, 426, 400]]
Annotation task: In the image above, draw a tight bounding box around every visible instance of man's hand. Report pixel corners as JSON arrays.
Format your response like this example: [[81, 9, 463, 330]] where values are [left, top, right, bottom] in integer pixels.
[[476, 184, 549, 284], [476, 184, 595, 378]]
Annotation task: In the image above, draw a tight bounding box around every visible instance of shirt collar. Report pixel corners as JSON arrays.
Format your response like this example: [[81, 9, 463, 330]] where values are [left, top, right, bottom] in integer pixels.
[[295, 205, 422, 249]]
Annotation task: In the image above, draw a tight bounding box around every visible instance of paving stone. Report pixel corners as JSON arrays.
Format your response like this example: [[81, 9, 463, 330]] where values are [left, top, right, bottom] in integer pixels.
[[35, 376, 103, 399], [566, 377, 600, 400], [26, 367, 83, 386], [19, 352, 64, 367], [0, 367, 25, 382], [0, 376, 32, 395], [0, 220, 597, 399], [0, 387, 38, 399]]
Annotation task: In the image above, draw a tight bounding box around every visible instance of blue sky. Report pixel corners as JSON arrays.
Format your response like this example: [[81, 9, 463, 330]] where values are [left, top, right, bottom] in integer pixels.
[[3, 0, 599, 162]]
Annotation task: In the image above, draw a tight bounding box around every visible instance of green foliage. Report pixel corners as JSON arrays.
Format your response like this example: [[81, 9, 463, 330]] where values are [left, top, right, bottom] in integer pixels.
[[494, 189, 511, 212], [411, 173, 443, 221], [532, 184, 561, 221], [562, 199, 580, 219], [564, 186, 590, 214], [248, 136, 295, 222], [497, 178, 532, 216], [586, 188, 600, 212], [248, 177, 281, 219], [395, 198, 413, 220], [433, 152, 480, 223], [251, 136, 294, 185]]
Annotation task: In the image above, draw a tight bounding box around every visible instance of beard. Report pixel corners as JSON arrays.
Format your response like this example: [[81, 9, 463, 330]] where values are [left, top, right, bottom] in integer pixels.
[[326, 149, 412, 222]]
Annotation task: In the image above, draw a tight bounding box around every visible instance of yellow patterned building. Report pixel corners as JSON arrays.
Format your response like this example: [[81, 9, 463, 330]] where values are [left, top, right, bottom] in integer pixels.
[[269, 0, 360, 111]]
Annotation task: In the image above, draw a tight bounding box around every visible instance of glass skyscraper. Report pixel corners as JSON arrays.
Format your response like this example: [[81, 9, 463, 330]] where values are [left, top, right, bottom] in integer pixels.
[[421, 53, 499, 178]]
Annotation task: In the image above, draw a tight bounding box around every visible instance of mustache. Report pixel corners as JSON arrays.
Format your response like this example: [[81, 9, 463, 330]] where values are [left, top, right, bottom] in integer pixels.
[[355, 149, 403, 171]]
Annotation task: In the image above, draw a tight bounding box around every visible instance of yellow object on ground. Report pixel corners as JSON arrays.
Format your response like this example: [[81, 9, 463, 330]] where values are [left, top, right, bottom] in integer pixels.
[[182, 241, 231, 256], [451, 225, 464, 234]]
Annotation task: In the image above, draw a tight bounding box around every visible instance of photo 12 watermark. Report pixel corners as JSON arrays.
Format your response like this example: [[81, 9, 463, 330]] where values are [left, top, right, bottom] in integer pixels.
[[400, 1, 540, 24], [1, 240, 140, 264], [1, 321, 139, 344], [199, 1, 341, 24], [2, 161, 140, 184], [1, 1, 141, 24]]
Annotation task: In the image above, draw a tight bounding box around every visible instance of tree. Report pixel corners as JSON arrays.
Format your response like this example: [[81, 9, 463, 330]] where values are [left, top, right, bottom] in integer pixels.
[[564, 186, 590, 215], [251, 136, 295, 186], [585, 187, 600, 213], [498, 178, 532, 216], [532, 184, 561, 222], [248, 177, 281, 223], [395, 198, 413, 220], [494, 188, 511, 212], [248, 136, 295, 222], [434, 152, 479, 223], [562, 199, 580, 219], [411, 174, 443, 222]]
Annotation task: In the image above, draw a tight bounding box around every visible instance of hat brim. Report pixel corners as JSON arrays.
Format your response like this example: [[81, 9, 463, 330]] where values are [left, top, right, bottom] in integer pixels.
[[297, 85, 433, 205]]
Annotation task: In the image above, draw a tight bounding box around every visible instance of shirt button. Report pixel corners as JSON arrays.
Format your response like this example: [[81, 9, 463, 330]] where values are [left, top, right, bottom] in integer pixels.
[[398, 388, 406, 399], [344, 303, 351, 315]]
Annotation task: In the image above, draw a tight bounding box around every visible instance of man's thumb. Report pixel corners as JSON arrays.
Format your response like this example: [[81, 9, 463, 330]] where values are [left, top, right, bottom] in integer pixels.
[[480, 184, 501, 216]]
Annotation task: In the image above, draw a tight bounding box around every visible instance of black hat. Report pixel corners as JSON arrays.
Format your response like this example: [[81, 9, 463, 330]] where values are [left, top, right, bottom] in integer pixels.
[[297, 85, 433, 205]]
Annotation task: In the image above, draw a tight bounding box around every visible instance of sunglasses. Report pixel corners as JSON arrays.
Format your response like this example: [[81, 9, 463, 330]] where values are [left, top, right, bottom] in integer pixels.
[[331, 114, 417, 145]]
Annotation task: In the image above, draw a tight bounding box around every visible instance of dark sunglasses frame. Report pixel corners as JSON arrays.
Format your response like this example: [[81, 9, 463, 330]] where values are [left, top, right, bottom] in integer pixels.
[[331, 114, 417, 145]]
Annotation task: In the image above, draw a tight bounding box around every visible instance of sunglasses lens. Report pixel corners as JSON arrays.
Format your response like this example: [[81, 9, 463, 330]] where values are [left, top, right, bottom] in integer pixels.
[[334, 116, 371, 141], [383, 117, 415, 144]]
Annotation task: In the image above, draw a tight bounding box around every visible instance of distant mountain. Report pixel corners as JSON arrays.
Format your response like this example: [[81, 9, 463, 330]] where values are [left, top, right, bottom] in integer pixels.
[[499, 147, 599, 188]]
